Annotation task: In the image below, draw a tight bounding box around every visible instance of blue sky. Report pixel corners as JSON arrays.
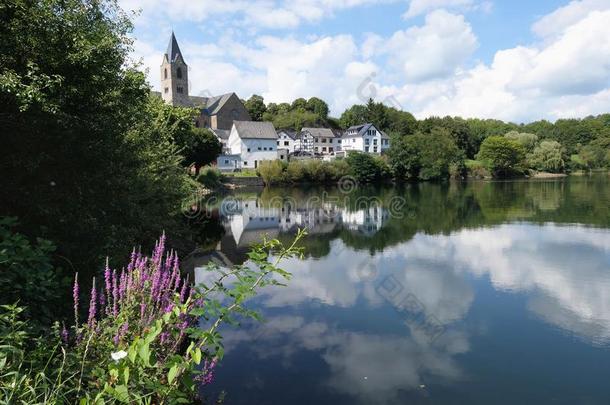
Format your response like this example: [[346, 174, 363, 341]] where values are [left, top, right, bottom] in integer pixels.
[[123, 0, 610, 122]]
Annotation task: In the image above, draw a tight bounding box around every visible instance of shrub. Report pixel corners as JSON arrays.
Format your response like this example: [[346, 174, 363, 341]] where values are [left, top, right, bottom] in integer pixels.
[[345, 152, 390, 183], [476, 136, 526, 177], [0, 231, 305, 403], [196, 166, 225, 189]]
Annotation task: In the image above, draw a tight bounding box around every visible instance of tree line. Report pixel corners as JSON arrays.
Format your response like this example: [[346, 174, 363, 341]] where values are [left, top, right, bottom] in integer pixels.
[[245, 95, 610, 179]]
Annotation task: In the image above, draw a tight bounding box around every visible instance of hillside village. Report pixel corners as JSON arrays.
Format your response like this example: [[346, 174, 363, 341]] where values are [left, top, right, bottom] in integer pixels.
[[158, 32, 391, 171]]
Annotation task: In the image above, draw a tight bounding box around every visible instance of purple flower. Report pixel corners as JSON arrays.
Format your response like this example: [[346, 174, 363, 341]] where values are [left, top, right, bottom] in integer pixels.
[[140, 302, 146, 319], [112, 269, 118, 317], [196, 358, 217, 385], [87, 278, 97, 327], [104, 259, 112, 310], [61, 323, 69, 344], [73, 273, 79, 327]]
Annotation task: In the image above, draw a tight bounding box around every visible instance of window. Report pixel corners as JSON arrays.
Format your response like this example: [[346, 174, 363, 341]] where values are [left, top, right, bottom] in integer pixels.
[[365, 146, 369, 152], [365, 139, 370, 145], [164, 69, 168, 79], [164, 87, 169, 94], [373, 139, 378, 145], [280, 155, 284, 160], [263, 147, 267, 151], [373, 146, 378, 153], [322, 138, 327, 143], [258, 146, 261, 150], [177, 67, 182, 79], [247, 148, 251, 152], [322, 147, 327, 152], [284, 141, 289, 146], [176, 86, 183, 94], [315, 138, 319, 142], [277, 141, 280, 145], [244, 161, 248, 166], [315, 147, 319, 152], [329, 147, 334, 152], [224, 160, 229, 164], [338, 139, 341, 144]]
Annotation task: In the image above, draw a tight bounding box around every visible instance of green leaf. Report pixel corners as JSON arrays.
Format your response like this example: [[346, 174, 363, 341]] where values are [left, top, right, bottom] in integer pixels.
[[168, 364, 179, 384], [193, 348, 202, 365], [113, 384, 129, 403], [138, 342, 150, 366], [123, 366, 130, 385], [128, 343, 137, 363]]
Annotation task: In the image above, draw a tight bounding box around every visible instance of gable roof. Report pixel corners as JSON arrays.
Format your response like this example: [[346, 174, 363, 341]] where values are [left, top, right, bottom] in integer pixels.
[[301, 127, 335, 138], [165, 32, 185, 63], [211, 129, 230, 140], [344, 123, 389, 139], [277, 129, 297, 139], [233, 121, 277, 139]]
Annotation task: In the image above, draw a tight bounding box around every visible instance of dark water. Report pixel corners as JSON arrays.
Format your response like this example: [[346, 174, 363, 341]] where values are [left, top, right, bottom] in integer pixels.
[[193, 175, 610, 404]]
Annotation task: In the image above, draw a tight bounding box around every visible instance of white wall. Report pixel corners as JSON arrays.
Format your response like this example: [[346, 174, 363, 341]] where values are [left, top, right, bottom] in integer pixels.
[[228, 128, 278, 169]]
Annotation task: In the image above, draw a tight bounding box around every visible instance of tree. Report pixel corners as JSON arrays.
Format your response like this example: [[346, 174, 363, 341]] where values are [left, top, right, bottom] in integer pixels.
[[0, 0, 192, 274], [306, 97, 329, 119], [291, 97, 307, 111], [386, 108, 417, 136], [340, 104, 368, 128], [476, 136, 526, 177], [527, 140, 565, 172], [387, 134, 420, 180], [245, 94, 267, 121], [505, 131, 538, 150], [345, 152, 390, 183]]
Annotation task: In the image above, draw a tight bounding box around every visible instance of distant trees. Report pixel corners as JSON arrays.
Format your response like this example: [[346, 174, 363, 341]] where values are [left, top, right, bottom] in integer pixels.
[[504, 131, 538, 150], [527, 140, 564, 172], [245, 94, 267, 121], [476, 136, 526, 177], [388, 128, 463, 181]]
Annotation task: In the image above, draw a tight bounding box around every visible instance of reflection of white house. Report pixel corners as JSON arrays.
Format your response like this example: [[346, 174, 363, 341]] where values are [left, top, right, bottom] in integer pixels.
[[341, 123, 390, 155], [276, 130, 297, 152], [226, 199, 280, 246], [280, 205, 342, 234], [228, 121, 279, 169], [342, 206, 389, 236]]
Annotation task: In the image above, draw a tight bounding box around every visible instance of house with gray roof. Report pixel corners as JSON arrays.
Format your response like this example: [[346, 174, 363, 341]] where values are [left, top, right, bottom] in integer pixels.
[[341, 123, 390, 155], [296, 127, 342, 156], [228, 121, 279, 169]]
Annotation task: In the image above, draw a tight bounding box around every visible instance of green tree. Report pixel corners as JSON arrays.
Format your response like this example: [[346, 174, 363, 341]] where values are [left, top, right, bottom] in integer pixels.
[[505, 131, 538, 150], [306, 97, 329, 119], [387, 134, 420, 180], [340, 104, 368, 128], [245, 94, 267, 121], [476, 136, 526, 177], [527, 140, 565, 172], [345, 152, 390, 183], [291, 97, 308, 111], [386, 108, 417, 136], [0, 0, 192, 274]]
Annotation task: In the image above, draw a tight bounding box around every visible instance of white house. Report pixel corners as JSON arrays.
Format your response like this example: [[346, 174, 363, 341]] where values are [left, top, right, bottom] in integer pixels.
[[296, 127, 340, 155], [341, 123, 390, 155], [228, 121, 279, 169], [276, 130, 297, 152], [215, 154, 241, 172]]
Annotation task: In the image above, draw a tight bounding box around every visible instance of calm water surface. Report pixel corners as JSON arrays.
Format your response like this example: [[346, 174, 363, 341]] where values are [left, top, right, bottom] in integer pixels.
[[192, 175, 610, 404]]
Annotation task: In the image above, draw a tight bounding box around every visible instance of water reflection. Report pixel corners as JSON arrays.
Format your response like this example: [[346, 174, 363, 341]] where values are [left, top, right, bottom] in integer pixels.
[[192, 177, 610, 404]]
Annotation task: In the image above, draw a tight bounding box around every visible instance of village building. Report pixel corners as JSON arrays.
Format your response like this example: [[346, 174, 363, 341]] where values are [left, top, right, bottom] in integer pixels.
[[295, 127, 341, 155], [159, 32, 251, 131], [340, 123, 390, 155], [227, 121, 279, 169], [276, 129, 297, 152]]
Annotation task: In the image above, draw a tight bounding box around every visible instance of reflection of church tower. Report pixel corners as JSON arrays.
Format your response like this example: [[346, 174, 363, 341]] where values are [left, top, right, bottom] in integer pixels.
[[160, 32, 190, 106]]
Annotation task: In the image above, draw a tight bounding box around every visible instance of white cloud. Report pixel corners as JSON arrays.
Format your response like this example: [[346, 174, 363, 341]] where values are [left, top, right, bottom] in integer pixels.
[[403, 0, 474, 18], [381, 9, 478, 82], [532, 0, 610, 40]]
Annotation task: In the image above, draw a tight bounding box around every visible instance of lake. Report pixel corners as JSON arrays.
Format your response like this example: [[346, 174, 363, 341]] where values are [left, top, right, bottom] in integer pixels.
[[191, 175, 610, 404]]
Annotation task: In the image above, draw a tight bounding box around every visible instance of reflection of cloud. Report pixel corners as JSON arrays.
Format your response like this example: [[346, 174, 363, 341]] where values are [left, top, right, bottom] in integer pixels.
[[408, 224, 610, 344], [223, 315, 468, 404]]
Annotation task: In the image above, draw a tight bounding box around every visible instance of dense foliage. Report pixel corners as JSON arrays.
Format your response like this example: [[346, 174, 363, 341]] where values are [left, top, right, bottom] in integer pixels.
[[257, 159, 351, 185], [0, 230, 305, 403]]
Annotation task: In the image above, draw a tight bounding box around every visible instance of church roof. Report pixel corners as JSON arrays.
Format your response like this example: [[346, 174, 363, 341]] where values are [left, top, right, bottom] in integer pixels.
[[165, 31, 184, 63]]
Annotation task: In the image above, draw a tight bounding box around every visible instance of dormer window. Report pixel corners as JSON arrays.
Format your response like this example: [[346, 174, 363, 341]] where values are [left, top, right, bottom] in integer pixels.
[[177, 67, 183, 79]]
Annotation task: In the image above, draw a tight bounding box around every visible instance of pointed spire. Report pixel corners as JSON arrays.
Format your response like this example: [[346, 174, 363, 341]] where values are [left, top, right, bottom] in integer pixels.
[[165, 31, 184, 63]]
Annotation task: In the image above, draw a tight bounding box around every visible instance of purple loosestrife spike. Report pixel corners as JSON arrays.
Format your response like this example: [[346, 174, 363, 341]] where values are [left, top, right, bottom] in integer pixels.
[[140, 302, 146, 319], [61, 323, 69, 344], [99, 289, 105, 310], [73, 273, 79, 327], [127, 248, 136, 272], [119, 269, 126, 302], [88, 278, 97, 328], [104, 259, 112, 306], [112, 269, 118, 317], [179, 275, 189, 303]]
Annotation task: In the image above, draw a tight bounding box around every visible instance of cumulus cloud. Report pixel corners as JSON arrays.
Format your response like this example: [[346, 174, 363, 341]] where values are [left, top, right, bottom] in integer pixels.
[[403, 0, 474, 18]]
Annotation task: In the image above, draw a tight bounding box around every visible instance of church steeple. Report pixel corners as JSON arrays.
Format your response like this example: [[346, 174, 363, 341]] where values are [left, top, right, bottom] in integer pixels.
[[165, 31, 184, 63], [160, 31, 190, 106]]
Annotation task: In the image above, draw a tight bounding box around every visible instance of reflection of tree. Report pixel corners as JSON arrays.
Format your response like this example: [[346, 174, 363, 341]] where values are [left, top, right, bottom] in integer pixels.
[[202, 175, 609, 259]]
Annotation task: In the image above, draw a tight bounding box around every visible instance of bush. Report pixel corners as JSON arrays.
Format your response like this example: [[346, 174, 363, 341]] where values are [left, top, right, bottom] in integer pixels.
[[258, 159, 352, 185], [196, 166, 225, 189], [0, 232, 305, 403], [465, 159, 491, 178], [527, 140, 565, 172], [476, 136, 526, 177], [257, 160, 287, 185], [345, 152, 391, 183]]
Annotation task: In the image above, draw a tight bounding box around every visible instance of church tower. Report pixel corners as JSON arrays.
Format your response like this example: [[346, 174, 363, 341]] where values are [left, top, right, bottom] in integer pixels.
[[160, 32, 190, 106]]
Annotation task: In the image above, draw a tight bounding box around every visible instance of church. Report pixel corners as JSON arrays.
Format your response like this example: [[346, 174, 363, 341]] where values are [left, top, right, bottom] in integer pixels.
[[159, 32, 251, 131]]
